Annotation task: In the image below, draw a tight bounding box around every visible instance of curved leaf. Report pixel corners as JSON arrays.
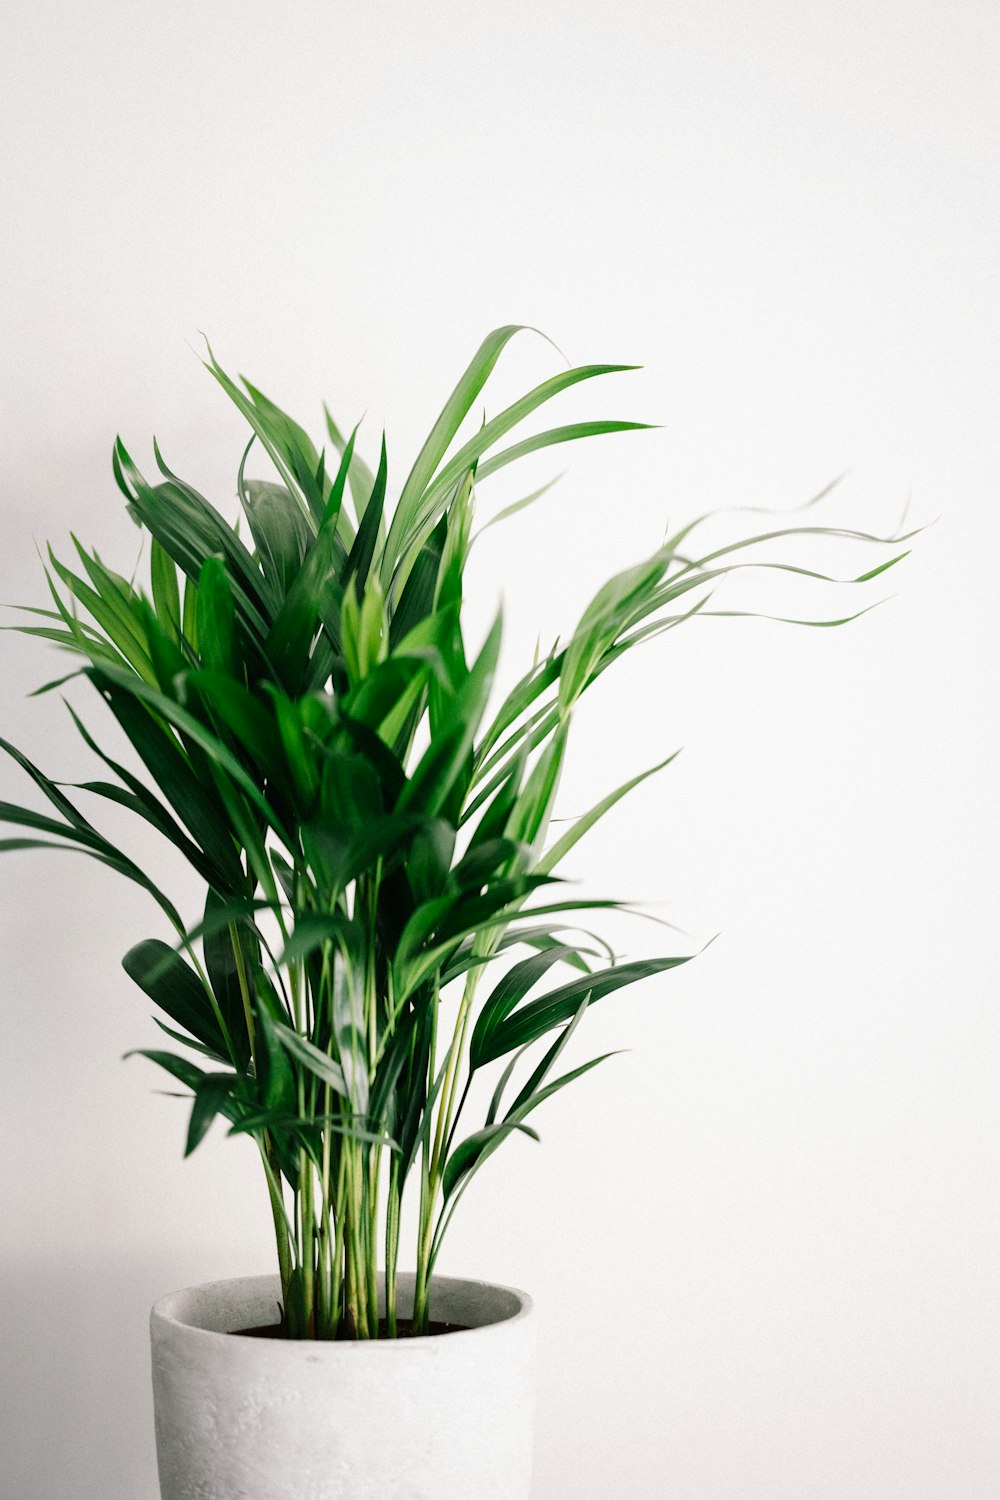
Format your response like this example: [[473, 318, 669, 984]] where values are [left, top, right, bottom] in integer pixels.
[[472, 955, 693, 1068], [123, 938, 232, 1059]]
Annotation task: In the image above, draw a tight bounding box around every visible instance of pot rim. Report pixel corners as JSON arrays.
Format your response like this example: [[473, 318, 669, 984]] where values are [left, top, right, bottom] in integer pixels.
[[151, 1270, 534, 1350]]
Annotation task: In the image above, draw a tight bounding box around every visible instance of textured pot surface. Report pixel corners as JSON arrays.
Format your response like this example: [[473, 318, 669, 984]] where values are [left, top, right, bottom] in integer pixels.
[[150, 1271, 536, 1500]]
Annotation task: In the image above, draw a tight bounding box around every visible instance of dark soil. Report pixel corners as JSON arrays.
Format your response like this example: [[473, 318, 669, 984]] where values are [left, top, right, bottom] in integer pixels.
[[230, 1317, 468, 1340]]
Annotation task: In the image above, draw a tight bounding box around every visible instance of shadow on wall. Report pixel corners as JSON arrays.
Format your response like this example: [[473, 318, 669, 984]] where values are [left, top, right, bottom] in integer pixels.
[[0, 1253, 173, 1500]]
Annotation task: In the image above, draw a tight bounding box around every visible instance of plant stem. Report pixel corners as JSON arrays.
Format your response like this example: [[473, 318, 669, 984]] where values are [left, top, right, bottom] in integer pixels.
[[344, 1143, 368, 1338], [366, 1144, 380, 1335], [412, 1202, 435, 1335], [300, 1150, 315, 1337], [412, 987, 438, 1334], [229, 921, 256, 1056], [260, 1141, 293, 1309], [385, 1157, 400, 1337], [331, 1147, 347, 1336]]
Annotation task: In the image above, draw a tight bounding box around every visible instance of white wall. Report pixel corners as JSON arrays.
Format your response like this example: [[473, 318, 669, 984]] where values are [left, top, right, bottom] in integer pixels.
[[1, 3, 997, 1497]]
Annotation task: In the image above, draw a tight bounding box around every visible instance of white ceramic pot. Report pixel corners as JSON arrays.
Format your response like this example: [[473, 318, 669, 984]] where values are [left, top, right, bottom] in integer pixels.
[[150, 1271, 536, 1500]]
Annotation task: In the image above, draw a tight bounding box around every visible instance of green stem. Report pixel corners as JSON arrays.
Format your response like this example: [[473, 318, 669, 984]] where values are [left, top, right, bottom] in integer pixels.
[[430, 971, 479, 1183], [229, 922, 256, 1056], [331, 1147, 347, 1335], [260, 1142, 293, 1310], [344, 1144, 369, 1338], [318, 1080, 334, 1336], [229, 924, 292, 1313], [412, 1202, 435, 1335], [366, 1144, 380, 1335], [412, 987, 439, 1334], [385, 1157, 401, 1338], [300, 1150, 315, 1337]]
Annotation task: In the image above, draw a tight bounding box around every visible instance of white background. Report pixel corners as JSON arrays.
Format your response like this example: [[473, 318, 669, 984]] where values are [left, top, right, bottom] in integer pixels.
[[1, 3, 998, 1497]]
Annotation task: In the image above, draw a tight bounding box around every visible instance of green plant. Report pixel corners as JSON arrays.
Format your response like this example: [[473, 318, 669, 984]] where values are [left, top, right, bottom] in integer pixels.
[[0, 327, 911, 1338]]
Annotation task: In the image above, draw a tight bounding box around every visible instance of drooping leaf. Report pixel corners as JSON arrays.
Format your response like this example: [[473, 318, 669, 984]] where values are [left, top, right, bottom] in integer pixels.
[[123, 938, 234, 1061], [469, 945, 581, 1070], [441, 1049, 615, 1212], [472, 955, 693, 1067], [201, 890, 256, 1070], [273, 1022, 351, 1102], [118, 438, 275, 641], [538, 751, 680, 875], [185, 1072, 240, 1156], [441, 1119, 540, 1201], [47, 544, 157, 684], [474, 420, 653, 490], [239, 471, 314, 600], [91, 675, 249, 892], [126, 1048, 205, 1092], [0, 798, 185, 931]]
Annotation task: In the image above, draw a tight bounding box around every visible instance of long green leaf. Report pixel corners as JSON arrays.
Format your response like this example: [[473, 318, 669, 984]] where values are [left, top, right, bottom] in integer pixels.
[[381, 324, 532, 584], [123, 938, 233, 1060], [538, 751, 680, 875], [419, 365, 634, 525], [472, 955, 692, 1067], [475, 420, 652, 486], [185, 1072, 239, 1155], [273, 1022, 350, 1101], [397, 611, 503, 817]]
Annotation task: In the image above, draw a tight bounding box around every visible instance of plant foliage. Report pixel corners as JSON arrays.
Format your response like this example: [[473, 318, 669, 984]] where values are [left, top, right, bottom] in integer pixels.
[[0, 328, 913, 1337]]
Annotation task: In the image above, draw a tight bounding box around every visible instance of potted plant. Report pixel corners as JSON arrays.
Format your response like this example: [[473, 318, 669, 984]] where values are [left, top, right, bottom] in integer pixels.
[[1, 327, 911, 1500]]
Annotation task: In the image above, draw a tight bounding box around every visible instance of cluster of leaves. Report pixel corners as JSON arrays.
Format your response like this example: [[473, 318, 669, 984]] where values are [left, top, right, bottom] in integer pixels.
[[0, 327, 913, 1337]]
